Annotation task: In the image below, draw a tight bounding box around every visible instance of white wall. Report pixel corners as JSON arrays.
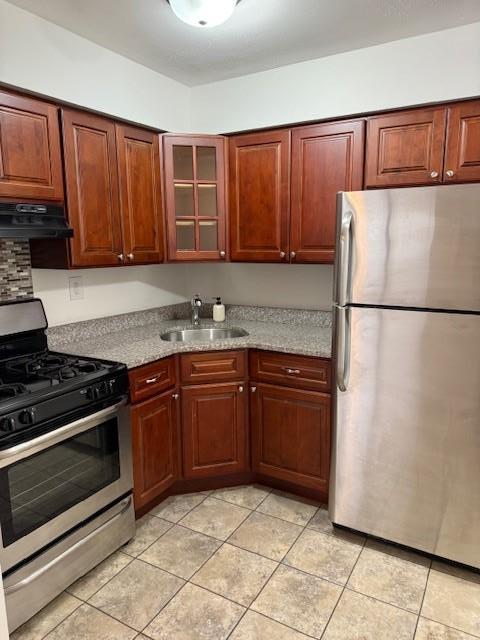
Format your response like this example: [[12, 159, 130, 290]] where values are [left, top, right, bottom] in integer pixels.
[[190, 22, 480, 133], [185, 263, 334, 311], [0, 0, 191, 132], [32, 265, 189, 326]]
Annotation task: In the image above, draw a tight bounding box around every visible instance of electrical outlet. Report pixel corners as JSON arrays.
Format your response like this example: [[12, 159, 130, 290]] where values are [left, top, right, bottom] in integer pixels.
[[69, 276, 84, 301]]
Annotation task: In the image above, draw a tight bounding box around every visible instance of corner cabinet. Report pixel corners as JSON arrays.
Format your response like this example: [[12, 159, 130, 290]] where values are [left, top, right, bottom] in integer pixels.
[[163, 135, 227, 261], [0, 91, 64, 201], [229, 129, 290, 262], [290, 120, 364, 263]]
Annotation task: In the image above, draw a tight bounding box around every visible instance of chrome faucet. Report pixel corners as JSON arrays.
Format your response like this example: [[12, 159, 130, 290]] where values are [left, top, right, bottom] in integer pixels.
[[191, 294, 202, 326]]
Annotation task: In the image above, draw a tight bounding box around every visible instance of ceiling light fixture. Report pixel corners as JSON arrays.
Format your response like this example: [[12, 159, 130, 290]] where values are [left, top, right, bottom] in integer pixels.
[[167, 0, 239, 28]]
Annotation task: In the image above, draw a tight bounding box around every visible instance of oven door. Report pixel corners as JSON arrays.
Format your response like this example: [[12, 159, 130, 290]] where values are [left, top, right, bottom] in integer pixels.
[[0, 397, 132, 573]]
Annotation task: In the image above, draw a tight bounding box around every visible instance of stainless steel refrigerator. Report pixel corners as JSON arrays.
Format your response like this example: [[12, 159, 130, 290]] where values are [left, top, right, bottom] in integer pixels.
[[330, 183, 480, 568]]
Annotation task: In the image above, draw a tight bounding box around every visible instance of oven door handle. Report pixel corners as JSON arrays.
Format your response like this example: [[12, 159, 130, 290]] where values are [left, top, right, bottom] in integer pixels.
[[0, 397, 128, 466], [3, 495, 132, 597]]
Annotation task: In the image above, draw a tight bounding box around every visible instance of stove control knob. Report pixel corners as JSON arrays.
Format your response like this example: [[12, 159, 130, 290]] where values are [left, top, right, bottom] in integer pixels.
[[18, 408, 35, 425], [98, 382, 108, 396], [86, 386, 98, 400], [0, 417, 15, 432]]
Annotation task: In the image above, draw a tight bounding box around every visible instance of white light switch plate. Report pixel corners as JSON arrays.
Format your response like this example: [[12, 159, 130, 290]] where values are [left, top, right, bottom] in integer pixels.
[[69, 276, 84, 300]]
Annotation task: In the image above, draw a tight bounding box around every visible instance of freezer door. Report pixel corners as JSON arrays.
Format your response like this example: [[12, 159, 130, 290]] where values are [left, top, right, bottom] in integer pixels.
[[335, 184, 480, 311], [330, 305, 480, 567]]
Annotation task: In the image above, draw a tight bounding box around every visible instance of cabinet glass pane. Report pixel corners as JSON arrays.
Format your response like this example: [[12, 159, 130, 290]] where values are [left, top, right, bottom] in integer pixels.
[[199, 220, 218, 251], [174, 184, 194, 217], [173, 145, 194, 180], [198, 184, 217, 217], [176, 221, 195, 251], [196, 147, 217, 180]]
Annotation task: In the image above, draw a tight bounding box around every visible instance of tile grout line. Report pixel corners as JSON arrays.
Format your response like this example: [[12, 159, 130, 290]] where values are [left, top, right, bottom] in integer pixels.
[[419, 613, 480, 640], [412, 560, 432, 638], [318, 529, 368, 639]]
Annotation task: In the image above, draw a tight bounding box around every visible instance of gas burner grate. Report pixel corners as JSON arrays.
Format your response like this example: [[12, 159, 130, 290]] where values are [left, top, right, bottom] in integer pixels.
[[0, 383, 29, 400]]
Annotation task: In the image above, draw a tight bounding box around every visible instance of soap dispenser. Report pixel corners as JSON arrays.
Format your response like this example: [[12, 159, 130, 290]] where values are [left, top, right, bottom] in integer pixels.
[[213, 297, 225, 322]]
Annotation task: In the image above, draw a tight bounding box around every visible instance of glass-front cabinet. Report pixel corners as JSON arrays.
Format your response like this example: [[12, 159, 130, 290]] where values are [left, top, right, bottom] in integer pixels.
[[163, 135, 227, 261]]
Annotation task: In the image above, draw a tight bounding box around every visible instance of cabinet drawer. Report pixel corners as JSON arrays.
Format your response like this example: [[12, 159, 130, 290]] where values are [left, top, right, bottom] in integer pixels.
[[129, 357, 176, 403], [180, 351, 246, 384], [249, 350, 331, 392]]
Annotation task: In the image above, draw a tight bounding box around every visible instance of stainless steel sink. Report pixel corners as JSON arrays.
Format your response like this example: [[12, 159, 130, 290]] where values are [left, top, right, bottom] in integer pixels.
[[160, 327, 249, 342]]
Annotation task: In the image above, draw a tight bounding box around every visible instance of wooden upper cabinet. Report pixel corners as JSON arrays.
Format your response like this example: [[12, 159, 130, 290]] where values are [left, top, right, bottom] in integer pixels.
[[131, 388, 181, 510], [116, 124, 164, 264], [163, 135, 226, 261], [0, 91, 64, 201], [444, 100, 480, 183], [182, 382, 248, 478], [62, 109, 123, 267], [290, 120, 364, 263], [365, 107, 447, 187], [229, 129, 290, 262]]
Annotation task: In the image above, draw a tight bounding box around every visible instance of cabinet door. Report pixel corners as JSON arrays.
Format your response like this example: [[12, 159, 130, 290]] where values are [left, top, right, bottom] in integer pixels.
[[229, 130, 290, 262], [251, 383, 330, 494], [131, 389, 181, 510], [116, 124, 164, 264], [0, 91, 63, 201], [163, 135, 226, 261], [182, 382, 248, 478], [444, 100, 480, 183], [365, 108, 447, 187], [62, 109, 123, 267], [291, 120, 364, 263]]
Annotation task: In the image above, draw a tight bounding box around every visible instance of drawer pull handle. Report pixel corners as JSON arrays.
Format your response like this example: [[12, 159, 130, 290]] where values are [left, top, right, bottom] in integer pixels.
[[285, 368, 301, 375], [145, 377, 158, 384]]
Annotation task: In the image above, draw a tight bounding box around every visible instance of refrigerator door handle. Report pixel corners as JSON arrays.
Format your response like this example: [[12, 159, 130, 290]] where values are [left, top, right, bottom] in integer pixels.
[[337, 209, 353, 307], [336, 306, 351, 392]]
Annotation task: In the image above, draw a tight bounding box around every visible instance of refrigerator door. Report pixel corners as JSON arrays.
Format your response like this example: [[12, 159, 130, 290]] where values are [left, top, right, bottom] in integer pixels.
[[335, 184, 480, 312], [330, 305, 480, 567]]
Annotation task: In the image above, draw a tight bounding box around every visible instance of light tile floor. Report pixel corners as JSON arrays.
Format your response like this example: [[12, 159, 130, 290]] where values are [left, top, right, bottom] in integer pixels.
[[10, 486, 480, 640]]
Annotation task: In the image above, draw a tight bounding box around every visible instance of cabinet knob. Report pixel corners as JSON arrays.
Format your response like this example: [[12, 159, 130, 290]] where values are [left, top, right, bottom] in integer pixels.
[[220, 250, 226, 258], [238, 385, 244, 393], [290, 251, 296, 259], [430, 171, 439, 179], [172, 393, 179, 400], [279, 251, 286, 258], [251, 386, 257, 392], [127, 253, 134, 260], [445, 170, 455, 178], [117, 253, 124, 262]]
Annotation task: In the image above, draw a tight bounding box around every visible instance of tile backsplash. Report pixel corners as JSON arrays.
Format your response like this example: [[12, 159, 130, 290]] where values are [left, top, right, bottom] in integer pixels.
[[0, 240, 33, 301]]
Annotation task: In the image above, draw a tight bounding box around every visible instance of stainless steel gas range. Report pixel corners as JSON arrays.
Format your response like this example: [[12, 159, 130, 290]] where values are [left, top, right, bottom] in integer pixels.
[[0, 299, 134, 633]]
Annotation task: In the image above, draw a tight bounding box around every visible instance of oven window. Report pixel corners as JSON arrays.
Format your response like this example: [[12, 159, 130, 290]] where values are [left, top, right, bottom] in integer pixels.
[[0, 418, 120, 547]]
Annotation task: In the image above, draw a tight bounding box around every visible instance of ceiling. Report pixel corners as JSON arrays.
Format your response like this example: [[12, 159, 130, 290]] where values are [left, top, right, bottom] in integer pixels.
[[7, 0, 480, 86]]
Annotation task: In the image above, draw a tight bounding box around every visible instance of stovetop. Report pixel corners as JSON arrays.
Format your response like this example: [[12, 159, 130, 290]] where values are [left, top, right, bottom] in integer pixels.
[[0, 352, 112, 398]]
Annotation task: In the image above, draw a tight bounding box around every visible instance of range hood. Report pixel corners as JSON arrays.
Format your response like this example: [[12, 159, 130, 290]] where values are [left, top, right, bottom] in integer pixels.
[[0, 202, 73, 239]]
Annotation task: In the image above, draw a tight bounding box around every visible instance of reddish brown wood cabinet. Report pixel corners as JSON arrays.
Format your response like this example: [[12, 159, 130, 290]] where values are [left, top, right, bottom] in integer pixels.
[[365, 107, 447, 187], [444, 100, 480, 183], [0, 91, 64, 201], [229, 130, 290, 262], [182, 381, 248, 479], [163, 135, 227, 261], [251, 382, 331, 495], [116, 124, 164, 264], [131, 388, 181, 510], [62, 109, 123, 267], [290, 120, 364, 262]]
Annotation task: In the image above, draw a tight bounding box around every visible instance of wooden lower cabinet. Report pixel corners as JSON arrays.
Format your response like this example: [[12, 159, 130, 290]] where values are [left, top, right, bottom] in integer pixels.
[[182, 382, 248, 479], [251, 383, 331, 494], [131, 388, 181, 510]]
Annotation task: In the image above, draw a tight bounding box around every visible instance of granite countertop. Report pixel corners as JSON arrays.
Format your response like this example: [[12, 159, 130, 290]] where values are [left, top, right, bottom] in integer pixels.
[[48, 306, 332, 369]]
